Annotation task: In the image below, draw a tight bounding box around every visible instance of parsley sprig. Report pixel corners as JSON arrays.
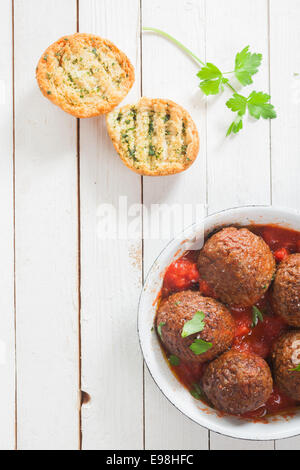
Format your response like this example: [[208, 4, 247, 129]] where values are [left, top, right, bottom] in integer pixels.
[[181, 311, 205, 338], [157, 322, 165, 338], [251, 306, 264, 328], [190, 338, 212, 355], [190, 383, 205, 400], [169, 354, 180, 366], [289, 364, 300, 372], [181, 311, 212, 354], [143, 28, 277, 136]]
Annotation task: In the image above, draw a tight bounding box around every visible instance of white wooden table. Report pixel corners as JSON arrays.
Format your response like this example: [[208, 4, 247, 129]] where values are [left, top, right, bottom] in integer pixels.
[[1, 0, 300, 450]]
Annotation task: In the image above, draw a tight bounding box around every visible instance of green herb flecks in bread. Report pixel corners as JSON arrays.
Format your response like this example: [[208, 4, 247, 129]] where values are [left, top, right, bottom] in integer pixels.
[[36, 33, 134, 118], [106, 98, 199, 176]]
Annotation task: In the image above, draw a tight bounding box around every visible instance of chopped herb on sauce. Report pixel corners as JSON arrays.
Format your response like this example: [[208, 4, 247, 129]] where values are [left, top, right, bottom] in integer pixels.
[[157, 322, 166, 338], [190, 383, 205, 400], [181, 311, 205, 338], [251, 306, 264, 328], [169, 355, 180, 366], [189, 338, 212, 355]]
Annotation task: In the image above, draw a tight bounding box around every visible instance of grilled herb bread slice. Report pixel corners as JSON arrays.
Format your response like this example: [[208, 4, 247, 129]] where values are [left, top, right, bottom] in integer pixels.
[[106, 98, 199, 176], [36, 33, 135, 118]]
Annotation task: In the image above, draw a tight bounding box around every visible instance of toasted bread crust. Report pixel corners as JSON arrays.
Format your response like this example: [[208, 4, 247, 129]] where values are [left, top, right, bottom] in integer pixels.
[[36, 33, 135, 118], [106, 98, 199, 176]]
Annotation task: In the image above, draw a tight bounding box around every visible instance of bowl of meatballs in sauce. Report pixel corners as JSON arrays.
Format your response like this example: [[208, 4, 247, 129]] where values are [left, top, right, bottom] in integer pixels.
[[138, 206, 300, 440]]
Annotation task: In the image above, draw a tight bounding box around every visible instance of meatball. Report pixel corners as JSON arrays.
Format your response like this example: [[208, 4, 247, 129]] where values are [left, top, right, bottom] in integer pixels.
[[201, 350, 273, 415], [156, 290, 234, 364], [198, 227, 276, 307], [271, 331, 300, 401], [272, 254, 300, 327]]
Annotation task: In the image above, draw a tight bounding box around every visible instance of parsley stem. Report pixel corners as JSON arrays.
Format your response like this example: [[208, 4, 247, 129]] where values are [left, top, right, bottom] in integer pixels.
[[143, 27, 238, 95], [143, 27, 205, 67], [226, 82, 238, 93]]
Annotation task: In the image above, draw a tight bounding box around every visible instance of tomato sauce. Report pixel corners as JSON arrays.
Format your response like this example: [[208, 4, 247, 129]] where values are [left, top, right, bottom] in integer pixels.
[[159, 224, 300, 421]]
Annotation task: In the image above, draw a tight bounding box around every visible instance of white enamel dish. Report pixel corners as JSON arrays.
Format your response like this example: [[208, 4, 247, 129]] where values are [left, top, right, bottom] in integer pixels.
[[138, 206, 300, 441]]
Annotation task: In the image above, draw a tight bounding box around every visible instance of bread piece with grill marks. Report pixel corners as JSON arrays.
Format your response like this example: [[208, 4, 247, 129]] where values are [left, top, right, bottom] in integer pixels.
[[106, 98, 199, 176], [36, 33, 135, 118]]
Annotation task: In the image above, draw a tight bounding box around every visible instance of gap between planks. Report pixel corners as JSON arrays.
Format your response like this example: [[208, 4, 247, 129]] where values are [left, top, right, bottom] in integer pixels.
[[139, 0, 146, 452], [76, 0, 83, 451], [12, 0, 17, 451]]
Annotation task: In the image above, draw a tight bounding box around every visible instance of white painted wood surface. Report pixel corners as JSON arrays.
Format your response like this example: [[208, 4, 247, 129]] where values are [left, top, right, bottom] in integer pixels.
[[270, 0, 300, 451], [0, 0, 15, 451], [205, 0, 273, 450], [14, 0, 79, 450], [0, 0, 299, 450], [142, 0, 208, 450], [79, 0, 143, 450]]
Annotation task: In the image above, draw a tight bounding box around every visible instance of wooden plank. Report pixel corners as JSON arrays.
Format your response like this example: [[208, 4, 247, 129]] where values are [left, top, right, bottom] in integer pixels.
[[276, 436, 300, 451], [142, 0, 209, 450], [14, 0, 79, 450], [79, 0, 144, 450], [270, 0, 300, 210], [0, 0, 15, 450], [211, 436, 274, 450], [205, 0, 274, 450], [206, 0, 271, 214], [270, 0, 300, 450]]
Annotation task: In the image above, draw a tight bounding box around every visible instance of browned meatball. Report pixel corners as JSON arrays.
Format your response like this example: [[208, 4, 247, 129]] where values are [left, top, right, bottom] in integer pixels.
[[272, 254, 300, 327], [201, 350, 273, 415], [271, 331, 300, 401], [198, 227, 276, 307], [156, 290, 234, 364]]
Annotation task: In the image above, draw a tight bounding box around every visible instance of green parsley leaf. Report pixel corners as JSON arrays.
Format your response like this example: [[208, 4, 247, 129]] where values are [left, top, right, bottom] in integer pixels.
[[181, 311, 205, 338], [189, 338, 212, 355], [226, 116, 243, 136], [226, 91, 276, 135], [169, 355, 180, 366], [142, 28, 278, 136], [190, 383, 204, 400], [157, 322, 165, 338], [197, 63, 228, 95], [197, 62, 222, 80], [251, 306, 264, 328], [289, 364, 300, 372], [226, 93, 247, 116], [200, 77, 229, 95], [247, 91, 277, 120], [235, 46, 262, 86]]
